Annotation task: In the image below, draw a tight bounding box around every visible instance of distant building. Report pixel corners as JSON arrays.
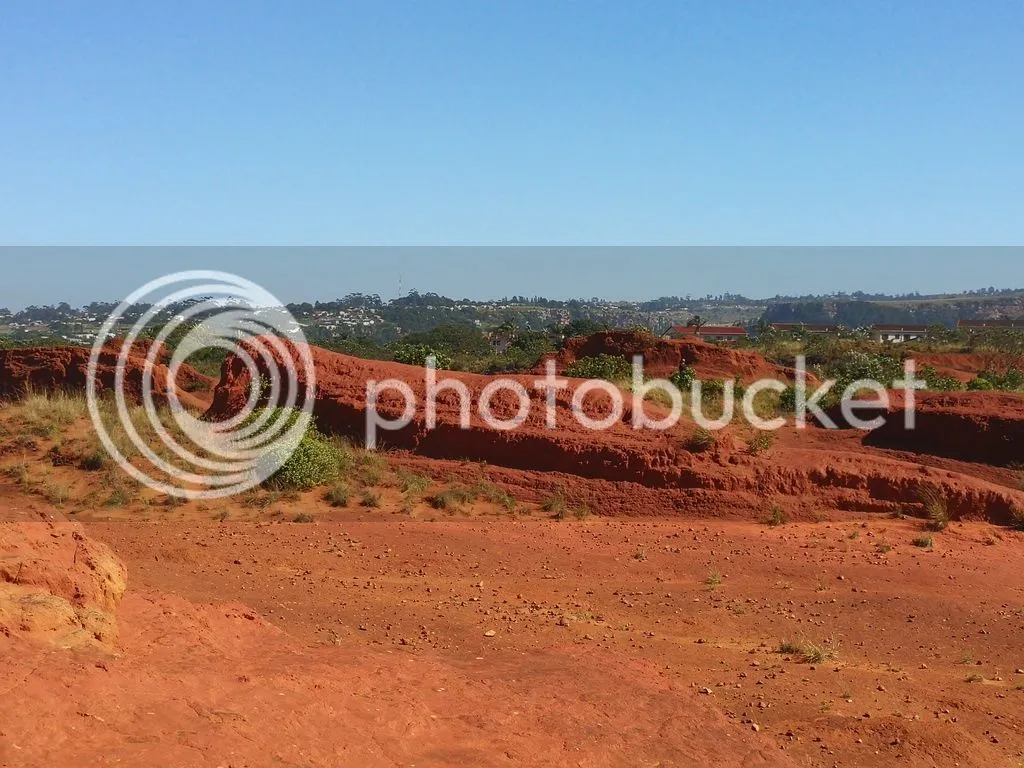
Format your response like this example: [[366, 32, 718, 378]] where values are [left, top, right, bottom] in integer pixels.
[[768, 323, 840, 335], [665, 325, 749, 342], [871, 324, 931, 343], [957, 319, 1024, 332]]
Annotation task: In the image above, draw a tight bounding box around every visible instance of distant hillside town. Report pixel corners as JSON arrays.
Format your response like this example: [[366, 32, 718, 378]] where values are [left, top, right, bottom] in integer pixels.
[[2, 287, 1024, 349]]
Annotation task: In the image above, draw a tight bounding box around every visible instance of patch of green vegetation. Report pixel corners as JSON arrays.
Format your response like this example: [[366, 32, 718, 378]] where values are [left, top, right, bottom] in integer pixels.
[[918, 487, 950, 532], [252, 408, 343, 491], [764, 504, 788, 527], [777, 639, 838, 664], [687, 427, 717, 453], [78, 448, 109, 472], [542, 492, 568, 519], [564, 354, 632, 381], [360, 490, 382, 508], [324, 484, 350, 508], [912, 535, 935, 549], [747, 431, 775, 455]]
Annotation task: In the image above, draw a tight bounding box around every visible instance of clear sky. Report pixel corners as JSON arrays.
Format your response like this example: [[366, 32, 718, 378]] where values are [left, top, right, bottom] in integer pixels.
[[1, 2, 1021, 306]]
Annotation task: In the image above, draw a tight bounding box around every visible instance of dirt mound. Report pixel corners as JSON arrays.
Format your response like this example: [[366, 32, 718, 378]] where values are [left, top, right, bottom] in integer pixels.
[[864, 390, 1024, 468], [914, 351, 1023, 384], [207, 341, 1024, 522], [537, 330, 798, 383], [0, 346, 214, 409], [0, 523, 127, 649]]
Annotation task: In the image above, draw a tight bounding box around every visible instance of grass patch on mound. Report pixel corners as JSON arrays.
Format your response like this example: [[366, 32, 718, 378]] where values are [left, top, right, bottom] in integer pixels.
[[777, 638, 839, 664], [917, 487, 950, 532]]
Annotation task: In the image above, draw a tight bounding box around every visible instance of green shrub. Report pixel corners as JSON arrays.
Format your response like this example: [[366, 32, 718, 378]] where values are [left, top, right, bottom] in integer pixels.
[[78, 448, 109, 472], [687, 427, 716, 453], [669, 365, 695, 390], [324, 484, 350, 508], [765, 504, 788, 527], [565, 354, 632, 381], [542, 492, 568, 519], [920, 365, 963, 392], [826, 352, 904, 400], [271, 431, 340, 490], [918, 487, 950, 532], [293, 512, 314, 523], [360, 490, 382, 508], [969, 368, 1024, 392], [778, 386, 798, 413], [748, 431, 775, 455], [391, 343, 454, 369], [252, 408, 342, 491], [913, 535, 934, 549]]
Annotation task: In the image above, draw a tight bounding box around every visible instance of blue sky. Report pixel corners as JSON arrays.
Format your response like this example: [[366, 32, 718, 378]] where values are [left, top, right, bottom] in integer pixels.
[[1, 2, 1021, 305]]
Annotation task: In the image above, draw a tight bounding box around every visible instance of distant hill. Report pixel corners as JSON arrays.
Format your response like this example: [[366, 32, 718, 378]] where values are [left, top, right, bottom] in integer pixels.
[[762, 292, 1024, 328], [3, 288, 1024, 346]]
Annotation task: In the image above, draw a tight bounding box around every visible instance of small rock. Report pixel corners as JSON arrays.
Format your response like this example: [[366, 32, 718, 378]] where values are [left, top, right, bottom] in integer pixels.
[[484, 630, 497, 638]]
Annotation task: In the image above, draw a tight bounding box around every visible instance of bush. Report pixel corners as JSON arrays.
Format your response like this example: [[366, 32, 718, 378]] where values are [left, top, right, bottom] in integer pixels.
[[969, 368, 1024, 392], [78, 448, 109, 472], [542, 492, 568, 519], [360, 490, 382, 508], [778, 386, 798, 413], [391, 343, 454, 369], [748, 431, 775, 455], [687, 427, 716, 453], [293, 513, 315, 523], [825, 352, 904, 403], [271, 431, 340, 490], [920, 365, 963, 392], [427, 485, 475, 511], [253, 408, 342, 491], [913, 535, 934, 549], [324, 484, 350, 508], [564, 354, 632, 381], [764, 504, 788, 527], [918, 487, 950, 532], [669, 365, 695, 390]]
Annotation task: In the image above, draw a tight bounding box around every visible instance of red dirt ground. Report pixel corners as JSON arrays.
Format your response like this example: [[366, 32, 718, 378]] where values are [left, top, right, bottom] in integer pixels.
[[3, 512, 1024, 768]]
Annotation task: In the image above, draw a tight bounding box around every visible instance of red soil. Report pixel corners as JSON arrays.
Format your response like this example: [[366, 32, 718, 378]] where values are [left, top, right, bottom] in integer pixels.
[[864, 390, 1024, 468], [914, 351, 1023, 384], [0, 522, 796, 768], [208, 341, 1024, 523], [0, 345, 214, 410], [7, 515, 1024, 768], [536, 330, 799, 383], [0, 522, 126, 650]]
